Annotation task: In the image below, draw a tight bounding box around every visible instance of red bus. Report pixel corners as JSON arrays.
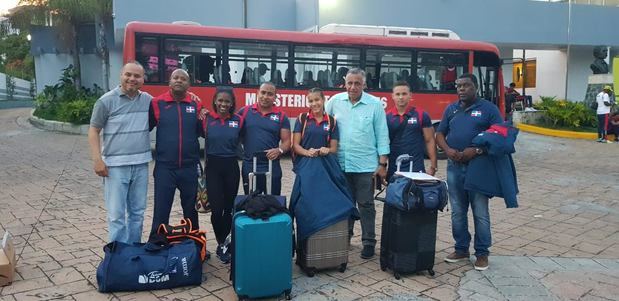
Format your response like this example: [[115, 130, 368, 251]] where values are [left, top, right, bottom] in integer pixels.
[[124, 21, 505, 122]]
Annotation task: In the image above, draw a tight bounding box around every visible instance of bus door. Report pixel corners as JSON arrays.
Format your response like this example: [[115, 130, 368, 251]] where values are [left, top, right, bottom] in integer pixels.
[[474, 51, 501, 106]]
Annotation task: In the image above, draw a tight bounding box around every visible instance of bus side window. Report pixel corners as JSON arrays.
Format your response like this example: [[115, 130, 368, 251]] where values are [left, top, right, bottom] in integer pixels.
[[294, 45, 360, 89], [136, 37, 161, 83], [164, 38, 222, 85], [416, 51, 467, 93], [366, 48, 412, 91]]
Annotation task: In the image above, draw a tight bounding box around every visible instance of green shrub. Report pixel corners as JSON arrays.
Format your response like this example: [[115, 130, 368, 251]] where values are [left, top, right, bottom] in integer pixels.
[[533, 96, 596, 129], [33, 65, 103, 124], [57, 98, 98, 124]]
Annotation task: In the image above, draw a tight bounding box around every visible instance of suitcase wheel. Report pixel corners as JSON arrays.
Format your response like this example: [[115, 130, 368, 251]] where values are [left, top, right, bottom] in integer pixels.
[[428, 269, 435, 277], [237, 295, 248, 301], [380, 264, 387, 272], [394, 272, 401, 280], [338, 263, 347, 273], [304, 267, 316, 277], [285, 289, 292, 300]]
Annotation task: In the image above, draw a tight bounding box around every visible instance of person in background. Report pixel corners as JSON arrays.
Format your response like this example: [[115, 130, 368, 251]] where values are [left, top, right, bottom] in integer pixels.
[[504, 82, 519, 121], [607, 111, 619, 142], [596, 85, 614, 143]]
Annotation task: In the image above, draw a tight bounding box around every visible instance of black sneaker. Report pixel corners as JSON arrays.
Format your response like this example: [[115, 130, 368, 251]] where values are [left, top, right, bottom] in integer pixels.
[[219, 241, 231, 264], [360, 245, 375, 259]]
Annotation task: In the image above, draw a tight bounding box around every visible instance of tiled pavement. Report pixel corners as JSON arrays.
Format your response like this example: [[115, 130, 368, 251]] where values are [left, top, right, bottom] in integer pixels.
[[0, 107, 618, 300]]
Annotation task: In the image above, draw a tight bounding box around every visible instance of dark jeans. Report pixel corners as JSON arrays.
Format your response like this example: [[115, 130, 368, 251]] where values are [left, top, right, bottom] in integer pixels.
[[345, 172, 376, 247], [150, 164, 199, 237], [447, 160, 491, 256], [598, 114, 609, 139], [206, 155, 240, 244]]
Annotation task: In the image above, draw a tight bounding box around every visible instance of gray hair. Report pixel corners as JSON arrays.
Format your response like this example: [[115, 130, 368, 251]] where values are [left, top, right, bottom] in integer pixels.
[[346, 68, 366, 82]]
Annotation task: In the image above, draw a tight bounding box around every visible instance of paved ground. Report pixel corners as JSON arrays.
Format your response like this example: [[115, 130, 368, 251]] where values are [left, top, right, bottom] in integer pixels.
[[0, 107, 618, 300]]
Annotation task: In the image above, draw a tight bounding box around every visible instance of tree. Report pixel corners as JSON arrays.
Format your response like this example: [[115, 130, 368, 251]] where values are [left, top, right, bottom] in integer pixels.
[[7, 0, 112, 88], [0, 33, 35, 80]]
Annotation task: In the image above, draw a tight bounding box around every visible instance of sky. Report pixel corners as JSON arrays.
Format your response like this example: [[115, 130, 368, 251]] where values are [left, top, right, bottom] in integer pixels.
[[0, 0, 19, 15]]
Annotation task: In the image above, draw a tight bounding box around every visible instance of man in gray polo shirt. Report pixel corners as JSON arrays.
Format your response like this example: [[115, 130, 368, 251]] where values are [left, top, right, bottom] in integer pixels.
[[88, 62, 152, 243]]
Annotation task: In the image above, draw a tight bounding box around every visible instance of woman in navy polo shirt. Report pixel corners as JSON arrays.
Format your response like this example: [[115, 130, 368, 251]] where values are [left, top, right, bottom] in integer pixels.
[[205, 87, 242, 264], [292, 88, 338, 159], [290, 88, 359, 250]]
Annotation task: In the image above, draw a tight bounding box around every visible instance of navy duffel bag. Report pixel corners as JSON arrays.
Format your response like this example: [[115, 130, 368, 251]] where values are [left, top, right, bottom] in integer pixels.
[[97, 239, 202, 292], [386, 176, 448, 212]]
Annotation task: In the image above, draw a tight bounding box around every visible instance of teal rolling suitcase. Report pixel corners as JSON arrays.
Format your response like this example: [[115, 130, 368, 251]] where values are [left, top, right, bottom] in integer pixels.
[[231, 154, 292, 300], [232, 212, 292, 300]]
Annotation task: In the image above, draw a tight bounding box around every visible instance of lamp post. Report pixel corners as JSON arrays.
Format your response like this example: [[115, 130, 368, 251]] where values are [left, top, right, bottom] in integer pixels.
[[564, 0, 572, 100]]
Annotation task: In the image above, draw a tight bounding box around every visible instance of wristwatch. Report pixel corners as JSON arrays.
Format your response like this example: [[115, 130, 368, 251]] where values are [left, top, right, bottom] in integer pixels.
[[378, 162, 388, 168], [475, 147, 483, 155]]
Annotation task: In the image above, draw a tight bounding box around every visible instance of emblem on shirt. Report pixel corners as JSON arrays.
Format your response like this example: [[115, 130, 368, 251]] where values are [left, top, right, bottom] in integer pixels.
[[270, 114, 280, 122], [471, 110, 482, 117], [323, 124, 329, 131], [186, 106, 195, 113], [228, 121, 239, 128], [407, 117, 418, 124]]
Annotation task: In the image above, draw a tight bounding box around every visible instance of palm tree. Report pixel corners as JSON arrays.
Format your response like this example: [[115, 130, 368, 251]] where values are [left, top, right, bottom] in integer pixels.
[[7, 0, 112, 89]]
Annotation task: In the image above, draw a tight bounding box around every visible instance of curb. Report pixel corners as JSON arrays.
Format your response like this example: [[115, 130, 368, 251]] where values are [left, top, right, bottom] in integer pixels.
[[516, 123, 598, 140], [28, 109, 89, 135]]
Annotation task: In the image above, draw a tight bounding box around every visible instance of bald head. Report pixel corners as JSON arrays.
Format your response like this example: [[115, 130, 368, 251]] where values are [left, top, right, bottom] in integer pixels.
[[170, 68, 190, 80], [169, 68, 190, 96], [121, 61, 144, 75], [120, 61, 145, 97]]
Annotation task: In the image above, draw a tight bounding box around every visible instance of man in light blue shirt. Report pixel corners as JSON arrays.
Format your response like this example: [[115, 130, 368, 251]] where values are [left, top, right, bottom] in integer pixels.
[[325, 68, 390, 259]]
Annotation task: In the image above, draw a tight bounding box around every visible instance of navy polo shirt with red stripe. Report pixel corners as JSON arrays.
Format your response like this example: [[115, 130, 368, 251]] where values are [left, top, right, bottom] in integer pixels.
[[292, 113, 339, 150], [238, 104, 290, 175], [437, 99, 503, 151], [149, 91, 203, 168], [386, 107, 432, 174], [205, 112, 243, 157]]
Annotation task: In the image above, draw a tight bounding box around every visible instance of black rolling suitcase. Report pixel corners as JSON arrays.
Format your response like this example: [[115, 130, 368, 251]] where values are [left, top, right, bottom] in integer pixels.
[[377, 154, 446, 279], [380, 204, 437, 279]]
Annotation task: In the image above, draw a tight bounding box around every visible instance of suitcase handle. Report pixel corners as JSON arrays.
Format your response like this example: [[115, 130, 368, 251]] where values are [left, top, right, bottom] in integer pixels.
[[395, 154, 413, 172], [250, 152, 273, 195], [374, 187, 386, 202]]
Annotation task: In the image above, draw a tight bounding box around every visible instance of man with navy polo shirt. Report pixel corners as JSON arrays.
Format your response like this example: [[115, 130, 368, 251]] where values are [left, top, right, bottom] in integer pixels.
[[238, 82, 291, 195], [436, 73, 503, 271], [325, 68, 390, 259], [148, 69, 203, 238], [386, 80, 437, 180]]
